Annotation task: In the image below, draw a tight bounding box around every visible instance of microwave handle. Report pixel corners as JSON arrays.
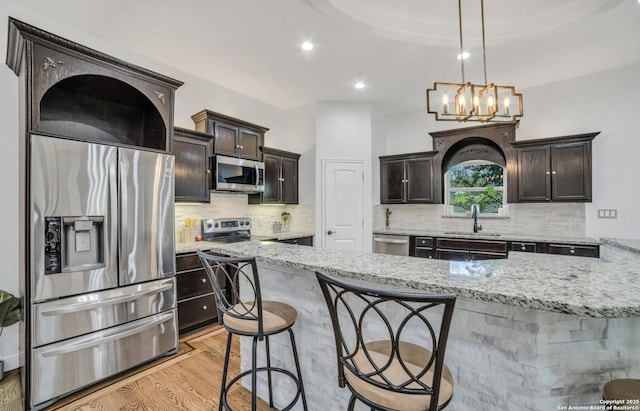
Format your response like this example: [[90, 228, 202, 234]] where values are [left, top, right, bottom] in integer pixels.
[[254, 163, 259, 187]]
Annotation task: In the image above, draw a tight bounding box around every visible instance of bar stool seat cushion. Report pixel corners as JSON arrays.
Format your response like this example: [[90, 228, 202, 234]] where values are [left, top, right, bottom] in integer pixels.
[[344, 340, 454, 411], [603, 379, 640, 400], [223, 300, 298, 334]]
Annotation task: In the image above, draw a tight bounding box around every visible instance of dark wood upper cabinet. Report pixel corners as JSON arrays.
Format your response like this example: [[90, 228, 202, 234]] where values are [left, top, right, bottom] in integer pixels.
[[6, 18, 182, 152], [380, 152, 436, 204], [191, 110, 268, 161], [173, 128, 214, 203], [512, 133, 598, 202], [251, 147, 300, 204]]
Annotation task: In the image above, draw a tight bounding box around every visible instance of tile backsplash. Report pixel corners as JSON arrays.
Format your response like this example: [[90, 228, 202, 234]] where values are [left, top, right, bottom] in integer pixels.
[[175, 192, 314, 242], [248, 204, 314, 236], [374, 203, 587, 238]]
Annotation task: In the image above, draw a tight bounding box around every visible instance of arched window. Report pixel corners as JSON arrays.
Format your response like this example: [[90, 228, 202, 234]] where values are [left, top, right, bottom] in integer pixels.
[[445, 160, 505, 215]]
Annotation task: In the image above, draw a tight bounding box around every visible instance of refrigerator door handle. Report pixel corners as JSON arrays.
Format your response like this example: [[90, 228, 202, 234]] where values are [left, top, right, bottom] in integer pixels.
[[109, 148, 119, 278], [39, 282, 173, 316], [40, 311, 174, 357]]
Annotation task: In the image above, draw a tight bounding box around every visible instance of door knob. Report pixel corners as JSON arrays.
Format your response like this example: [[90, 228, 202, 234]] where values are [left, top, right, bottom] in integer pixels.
[[327, 230, 333, 235]]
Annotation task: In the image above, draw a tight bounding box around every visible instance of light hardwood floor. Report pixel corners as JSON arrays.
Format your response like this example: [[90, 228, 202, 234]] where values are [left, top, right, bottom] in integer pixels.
[[46, 326, 275, 411]]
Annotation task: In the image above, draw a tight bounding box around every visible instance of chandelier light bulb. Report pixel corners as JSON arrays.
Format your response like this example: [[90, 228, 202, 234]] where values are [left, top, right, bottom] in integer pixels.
[[503, 97, 510, 115], [442, 94, 449, 114], [473, 95, 480, 112], [458, 95, 466, 114]]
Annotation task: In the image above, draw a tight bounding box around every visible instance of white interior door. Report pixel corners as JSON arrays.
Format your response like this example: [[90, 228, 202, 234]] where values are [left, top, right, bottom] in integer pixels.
[[323, 160, 365, 251]]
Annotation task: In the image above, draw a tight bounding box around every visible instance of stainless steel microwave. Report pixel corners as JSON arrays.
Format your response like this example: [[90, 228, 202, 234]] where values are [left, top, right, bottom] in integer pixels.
[[213, 155, 265, 193]]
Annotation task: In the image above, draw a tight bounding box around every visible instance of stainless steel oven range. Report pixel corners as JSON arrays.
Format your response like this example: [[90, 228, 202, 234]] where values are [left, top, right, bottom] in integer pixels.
[[201, 218, 276, 243]]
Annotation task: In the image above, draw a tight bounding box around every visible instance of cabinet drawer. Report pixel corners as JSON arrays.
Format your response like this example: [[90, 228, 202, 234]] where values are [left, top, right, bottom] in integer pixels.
[[510, 242, 537, 253], [548, 244, 599, 258], [414, 247, 435, 259], [436, 238, 507, 253], [470, 251, 508, 260], [436, 249, 469, 261], [176, 268, 217, 300], [413, 237, 434, 248], [177, 294, 219, 332], [176, 252, 208, 271]]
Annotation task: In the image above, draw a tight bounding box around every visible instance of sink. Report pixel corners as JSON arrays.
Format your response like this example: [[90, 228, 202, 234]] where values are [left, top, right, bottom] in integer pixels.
[[444, 231, 501, 237]]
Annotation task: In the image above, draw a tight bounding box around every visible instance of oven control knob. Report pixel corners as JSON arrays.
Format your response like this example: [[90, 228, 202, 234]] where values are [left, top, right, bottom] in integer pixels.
[[239, 221, 244, 226], [214, 222, 219, 228]]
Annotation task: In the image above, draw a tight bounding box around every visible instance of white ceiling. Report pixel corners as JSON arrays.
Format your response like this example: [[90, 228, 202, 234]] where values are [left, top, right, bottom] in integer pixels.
[[15, 0, 640, 114]]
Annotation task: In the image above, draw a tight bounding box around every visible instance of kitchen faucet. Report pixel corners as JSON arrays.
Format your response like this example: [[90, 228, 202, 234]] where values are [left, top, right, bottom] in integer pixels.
[[471, 205, 482, 233]]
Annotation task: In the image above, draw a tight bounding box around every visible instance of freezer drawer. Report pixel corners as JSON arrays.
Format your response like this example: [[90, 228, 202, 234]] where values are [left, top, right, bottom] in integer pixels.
[[32, 277, 176, 347], [31, 309, 177, 409]]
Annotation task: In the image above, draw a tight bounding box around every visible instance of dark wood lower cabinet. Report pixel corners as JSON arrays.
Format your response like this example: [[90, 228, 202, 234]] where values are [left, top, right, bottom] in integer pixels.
[[177, 294, 219, 334], [410, 236, 435, 259], [409, 235, 598, 260], [176, 250, 227, 335], [435, 238, 509, 261], [548, 244, 599, 258], [510, 242, 537, 253], [411, 236, 508, 261]]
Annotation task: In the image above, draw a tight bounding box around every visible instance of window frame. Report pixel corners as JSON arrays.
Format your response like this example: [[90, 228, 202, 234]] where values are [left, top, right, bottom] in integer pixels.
[[444, 160, 507, 215]]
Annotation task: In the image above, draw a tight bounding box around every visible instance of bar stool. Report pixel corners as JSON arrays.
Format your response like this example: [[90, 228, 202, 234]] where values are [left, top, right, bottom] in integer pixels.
[[197, 251, 308, 411], [316, 271, 457, 411], [603, 379, 640, 401]]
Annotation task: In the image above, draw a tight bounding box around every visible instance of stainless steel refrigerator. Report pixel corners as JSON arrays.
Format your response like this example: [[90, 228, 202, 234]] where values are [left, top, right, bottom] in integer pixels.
[[29, 134, 177, 409]]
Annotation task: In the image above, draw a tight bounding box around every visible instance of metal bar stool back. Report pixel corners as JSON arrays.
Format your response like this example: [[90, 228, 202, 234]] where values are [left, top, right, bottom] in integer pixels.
[[316, 271, 457, 411], [197, 251, 308, 411]]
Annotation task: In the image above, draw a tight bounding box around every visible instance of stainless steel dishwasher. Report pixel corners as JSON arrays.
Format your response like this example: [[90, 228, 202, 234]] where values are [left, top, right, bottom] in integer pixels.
[[373, 234, 410, 256]]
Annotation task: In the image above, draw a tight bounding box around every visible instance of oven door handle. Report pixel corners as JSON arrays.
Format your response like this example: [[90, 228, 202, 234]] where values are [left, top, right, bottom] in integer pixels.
[[40, 311, 174, 357], [39, 282, 174, 316]]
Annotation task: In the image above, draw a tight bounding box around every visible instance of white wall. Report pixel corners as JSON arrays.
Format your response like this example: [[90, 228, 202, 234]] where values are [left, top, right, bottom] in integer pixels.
[[0, 5, 21, 370], [315, 103, 374, 250], [384, 63, 640, 240], [516, 63, 640, 239]]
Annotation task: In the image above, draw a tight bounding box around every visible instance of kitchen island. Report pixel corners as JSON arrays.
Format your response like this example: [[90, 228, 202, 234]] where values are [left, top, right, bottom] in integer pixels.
[[176, 240, 640, 410]]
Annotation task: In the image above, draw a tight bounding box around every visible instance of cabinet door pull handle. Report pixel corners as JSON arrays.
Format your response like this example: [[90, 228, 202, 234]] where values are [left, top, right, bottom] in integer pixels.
[[206, 169, 211, 174], [552, 171, 557, 175], [202, 305, 208, 310], [201, 278, 207, 283], [570, 249, 575, 254], [240, 145, 244, 149], [521, 246, 526, 251], [545, 171, 551, 175]]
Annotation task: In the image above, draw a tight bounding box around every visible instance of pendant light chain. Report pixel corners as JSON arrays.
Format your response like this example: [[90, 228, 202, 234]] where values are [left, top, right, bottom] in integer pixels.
[[481, 0, 488, 86], [426, 0, 523, 122], [458, 0, 465, 83]]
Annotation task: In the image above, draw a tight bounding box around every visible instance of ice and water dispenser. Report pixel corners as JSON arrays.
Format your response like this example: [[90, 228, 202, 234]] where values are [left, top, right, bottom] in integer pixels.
[[44, 216, 105, 274]]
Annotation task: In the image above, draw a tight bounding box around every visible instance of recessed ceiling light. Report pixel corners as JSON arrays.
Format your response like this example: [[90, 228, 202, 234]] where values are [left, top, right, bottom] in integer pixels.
[[354, 82, 365, 89], [301, 42, 314, 51], [457, 51, 470, 60]]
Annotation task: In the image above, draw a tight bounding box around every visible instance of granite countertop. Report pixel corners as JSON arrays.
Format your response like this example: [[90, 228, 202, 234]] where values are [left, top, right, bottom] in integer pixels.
[[175, 239, 640, 318], [252, 231, 315, 242], [601, 238, 640, 254], [373, 228, 601, 246]]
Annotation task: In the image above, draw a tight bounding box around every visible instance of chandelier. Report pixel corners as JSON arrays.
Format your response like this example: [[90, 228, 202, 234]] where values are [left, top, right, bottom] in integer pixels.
[[426, 0, 523, 122]]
